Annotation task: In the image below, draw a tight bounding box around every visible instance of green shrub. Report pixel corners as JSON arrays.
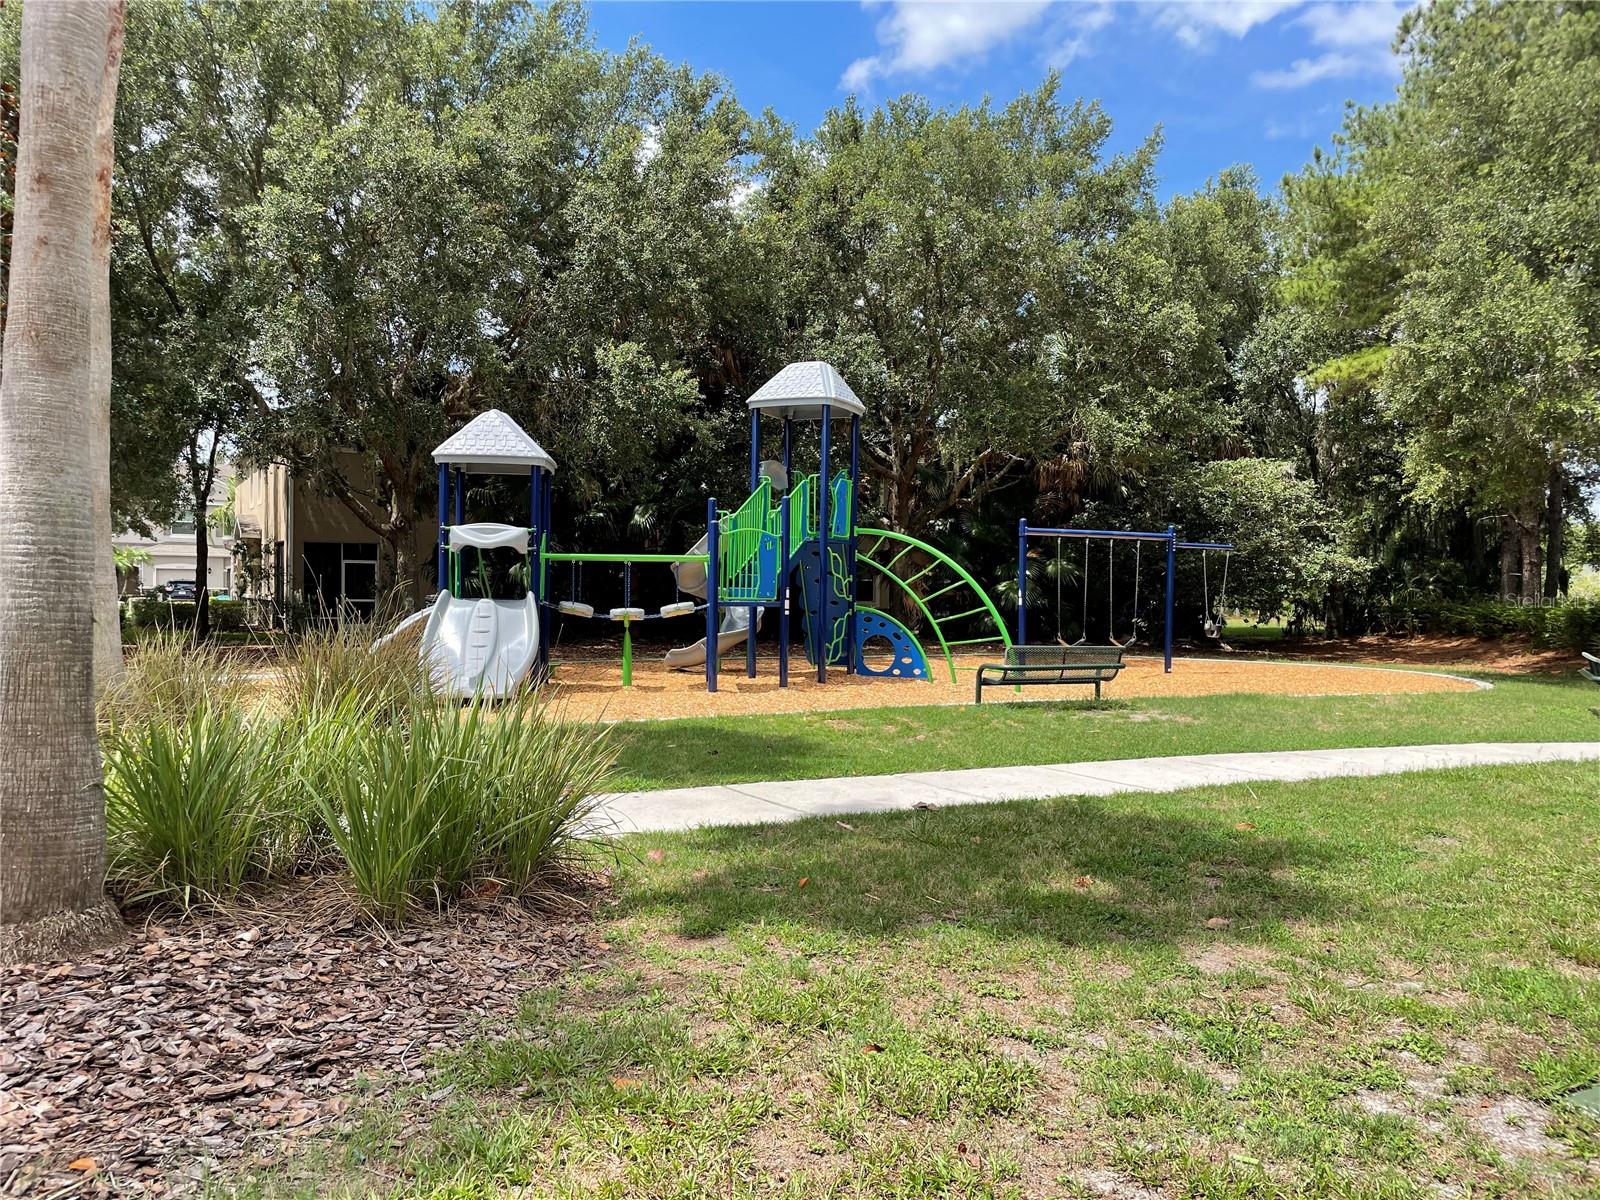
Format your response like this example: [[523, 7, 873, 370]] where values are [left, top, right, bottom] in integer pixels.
[[127, 596, 250, 632], [100, 631, 246, 729], [104, 704, 285, 908], [314, 694, 614, 923], [1375, 595, 1600, 650]]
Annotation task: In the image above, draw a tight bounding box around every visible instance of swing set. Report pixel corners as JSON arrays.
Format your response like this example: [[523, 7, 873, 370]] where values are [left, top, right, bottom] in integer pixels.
[[1015, 521, 1234, 673]]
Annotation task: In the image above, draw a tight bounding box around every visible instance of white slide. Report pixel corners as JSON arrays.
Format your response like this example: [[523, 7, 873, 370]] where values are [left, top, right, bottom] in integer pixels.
[[665, 531, 762, 670], [419, 523, 541, 698], [663, 605, 761, 670]]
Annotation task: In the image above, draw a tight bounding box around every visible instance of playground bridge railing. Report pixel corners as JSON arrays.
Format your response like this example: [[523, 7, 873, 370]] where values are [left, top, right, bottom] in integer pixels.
[[785, 472, 853, 543], [718, 479, 779, 603]]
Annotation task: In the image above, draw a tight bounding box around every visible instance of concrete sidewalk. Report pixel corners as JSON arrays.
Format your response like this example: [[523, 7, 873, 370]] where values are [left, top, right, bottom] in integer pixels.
[[593, 742, 1600, 835]]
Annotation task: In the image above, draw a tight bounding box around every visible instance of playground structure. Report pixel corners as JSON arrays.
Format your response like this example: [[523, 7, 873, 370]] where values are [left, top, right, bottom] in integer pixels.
[[1015, 522, 1234, 673], [540, 360, 1013, 694], [414, 411, 555, 698], [411, 361, 1239, 702]]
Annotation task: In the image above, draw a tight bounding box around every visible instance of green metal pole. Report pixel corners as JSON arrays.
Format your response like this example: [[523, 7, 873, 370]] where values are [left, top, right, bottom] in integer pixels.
[[621, 621, 633, 687]]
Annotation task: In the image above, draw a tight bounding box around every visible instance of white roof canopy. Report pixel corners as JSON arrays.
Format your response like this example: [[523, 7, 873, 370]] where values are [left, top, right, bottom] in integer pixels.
[[746, 361, 864, 420], [433, 409, 556, 474]]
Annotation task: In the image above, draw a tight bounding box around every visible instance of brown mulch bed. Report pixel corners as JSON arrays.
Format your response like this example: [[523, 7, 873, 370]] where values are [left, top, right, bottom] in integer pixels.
[[0, 881, 595, 1196], [542, 648, 1479, 722], [1218, 632, 1576, 674]]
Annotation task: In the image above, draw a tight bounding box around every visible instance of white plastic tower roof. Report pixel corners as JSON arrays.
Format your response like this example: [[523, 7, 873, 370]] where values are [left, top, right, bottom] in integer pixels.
[[746, 361, 865, 420], [432, 409, 556, 474]]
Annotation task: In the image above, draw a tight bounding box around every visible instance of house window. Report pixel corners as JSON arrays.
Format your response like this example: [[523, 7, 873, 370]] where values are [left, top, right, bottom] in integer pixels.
[[302, 541, 379, 624]]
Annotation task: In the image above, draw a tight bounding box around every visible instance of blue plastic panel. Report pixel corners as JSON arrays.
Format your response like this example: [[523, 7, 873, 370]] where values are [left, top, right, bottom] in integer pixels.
[[852, 607, 929, 679]]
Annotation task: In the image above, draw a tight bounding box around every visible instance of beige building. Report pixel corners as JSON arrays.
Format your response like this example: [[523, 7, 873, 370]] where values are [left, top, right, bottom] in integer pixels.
[[113, 472, 234, 595], [233, 455, 432, 621]]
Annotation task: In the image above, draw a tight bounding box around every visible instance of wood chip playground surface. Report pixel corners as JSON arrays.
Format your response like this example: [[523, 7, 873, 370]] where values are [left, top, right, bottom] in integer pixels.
[[542, 650, 1483, 723]]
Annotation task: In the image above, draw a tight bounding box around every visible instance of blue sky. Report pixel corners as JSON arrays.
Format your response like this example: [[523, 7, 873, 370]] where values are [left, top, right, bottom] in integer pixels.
[[586, 0, 1414, 199]]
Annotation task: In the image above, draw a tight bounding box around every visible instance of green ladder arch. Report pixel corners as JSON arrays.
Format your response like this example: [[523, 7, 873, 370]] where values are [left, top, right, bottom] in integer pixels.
[[853, 528, 1012, 684]]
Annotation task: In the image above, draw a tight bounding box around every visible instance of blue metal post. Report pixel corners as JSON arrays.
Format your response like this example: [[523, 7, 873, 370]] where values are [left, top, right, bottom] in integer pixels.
[[705, 497, 719, 694], [541, 470, 556, 667], [845, 415, 860, 674], [779, 418, 792, 688], [749, 408, 761, 490], [436, 464, 449, 592], [817, 404, 831, 684], [529, 470, 542, 659], [747, 408, 760, 679], [453, 469, 465, 525], [1163, 525, 1176, 673], [1016, 518, 1028, 645]]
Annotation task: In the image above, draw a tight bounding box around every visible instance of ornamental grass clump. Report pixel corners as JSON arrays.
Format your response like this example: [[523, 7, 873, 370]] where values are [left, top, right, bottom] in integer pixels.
[[277, 608, 438, 727], [103, 703, 286, 908], [314, 693, 615, 924], [100, 630, 247, 729]]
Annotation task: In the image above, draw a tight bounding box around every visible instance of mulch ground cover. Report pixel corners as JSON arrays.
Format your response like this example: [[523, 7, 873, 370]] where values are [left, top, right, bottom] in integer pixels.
[[1, 881, 595, 1196]]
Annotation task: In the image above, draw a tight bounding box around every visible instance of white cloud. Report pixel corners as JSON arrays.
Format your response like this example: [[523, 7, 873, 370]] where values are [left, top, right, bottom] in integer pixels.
[[1045, 1, 1115, 68], [1250, 0, 1409, 89], [1152, 0, 1303, 48], [841, 1, 1055, 91], [1253, 50, 1365, 88], [1294, 0, 1407, 48]]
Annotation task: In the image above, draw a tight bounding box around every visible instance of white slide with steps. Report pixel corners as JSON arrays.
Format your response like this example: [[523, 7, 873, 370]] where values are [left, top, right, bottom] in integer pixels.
[[419, 523, 541, 698]]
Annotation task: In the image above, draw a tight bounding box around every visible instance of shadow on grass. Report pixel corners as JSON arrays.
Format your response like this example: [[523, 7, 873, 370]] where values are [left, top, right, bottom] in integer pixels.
[[617, 792, 1344, 950], [606, 700, 1136, 788]]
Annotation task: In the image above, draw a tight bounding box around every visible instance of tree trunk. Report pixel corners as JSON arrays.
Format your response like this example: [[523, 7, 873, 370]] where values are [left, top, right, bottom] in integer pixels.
[[390, 525, 420, 609], [1498, 515, 1518, 600], [0, 0, 123, 964], [192, 511, 212, 641], [89, 2, 126, 691], [1516, 495, 1541, 605], [1543, 464, 1564, 599]]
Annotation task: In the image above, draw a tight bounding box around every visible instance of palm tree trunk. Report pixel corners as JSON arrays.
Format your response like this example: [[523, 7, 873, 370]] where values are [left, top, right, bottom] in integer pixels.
[[0, 0, 123, 964], [90, 2, 127, 689]]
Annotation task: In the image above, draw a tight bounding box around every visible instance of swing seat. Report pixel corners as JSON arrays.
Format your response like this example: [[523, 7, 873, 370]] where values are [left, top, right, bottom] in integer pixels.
[[558, 601, 595, 619], [609, 607, 646, 622], [659, 601, 697, 619]]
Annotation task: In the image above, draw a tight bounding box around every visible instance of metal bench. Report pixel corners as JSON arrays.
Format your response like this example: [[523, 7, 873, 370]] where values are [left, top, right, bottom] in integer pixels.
[[975, 644, 1126, 703], [1582, 651, 1600, 686]]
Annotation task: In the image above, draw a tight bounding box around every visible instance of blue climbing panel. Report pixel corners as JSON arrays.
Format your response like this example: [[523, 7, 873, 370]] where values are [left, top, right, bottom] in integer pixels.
[[852, 607, 929, 679], [794, 538, 852, 667]]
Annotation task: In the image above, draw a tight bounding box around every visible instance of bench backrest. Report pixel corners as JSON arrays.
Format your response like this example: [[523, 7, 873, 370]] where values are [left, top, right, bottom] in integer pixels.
[[1005, 644, 1125, 668], [994, 643, 1124, 683]]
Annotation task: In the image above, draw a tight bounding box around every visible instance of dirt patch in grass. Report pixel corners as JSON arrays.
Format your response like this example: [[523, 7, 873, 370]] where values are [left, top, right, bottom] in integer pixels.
[[1468, 1096, 1564, 1158], [1185, 940, 1281, 978], [744, 1118, 854, 1188]]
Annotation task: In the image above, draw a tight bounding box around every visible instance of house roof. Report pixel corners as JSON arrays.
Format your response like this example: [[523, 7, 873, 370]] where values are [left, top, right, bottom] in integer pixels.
[[746, 361, 865, 420], [432, 410, 556, 474]]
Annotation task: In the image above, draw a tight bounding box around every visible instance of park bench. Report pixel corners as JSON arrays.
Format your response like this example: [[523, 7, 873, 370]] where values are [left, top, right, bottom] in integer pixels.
[[1582, 651, 1600, 687], [975, 644, 1126, 703]]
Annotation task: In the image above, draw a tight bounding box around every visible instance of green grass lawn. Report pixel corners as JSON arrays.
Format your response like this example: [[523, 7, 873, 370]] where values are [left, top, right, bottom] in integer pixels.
[[607, 671, 1600, 791], [232, 760, 1600, 1198]]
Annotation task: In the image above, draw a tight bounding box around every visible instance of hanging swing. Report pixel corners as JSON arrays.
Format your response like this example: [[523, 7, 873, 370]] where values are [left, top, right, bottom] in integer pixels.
[[559, 559, 594, 619], [1066, 539, 1090, 645], [1111, 540, 1143, 648], [1105, 540, 1118, 647], [1201, 550, 1230, 639]]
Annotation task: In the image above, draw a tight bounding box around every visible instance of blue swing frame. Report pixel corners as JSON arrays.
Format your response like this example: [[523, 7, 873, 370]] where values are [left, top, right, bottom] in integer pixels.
[[1015, 521, 1234, 673]]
